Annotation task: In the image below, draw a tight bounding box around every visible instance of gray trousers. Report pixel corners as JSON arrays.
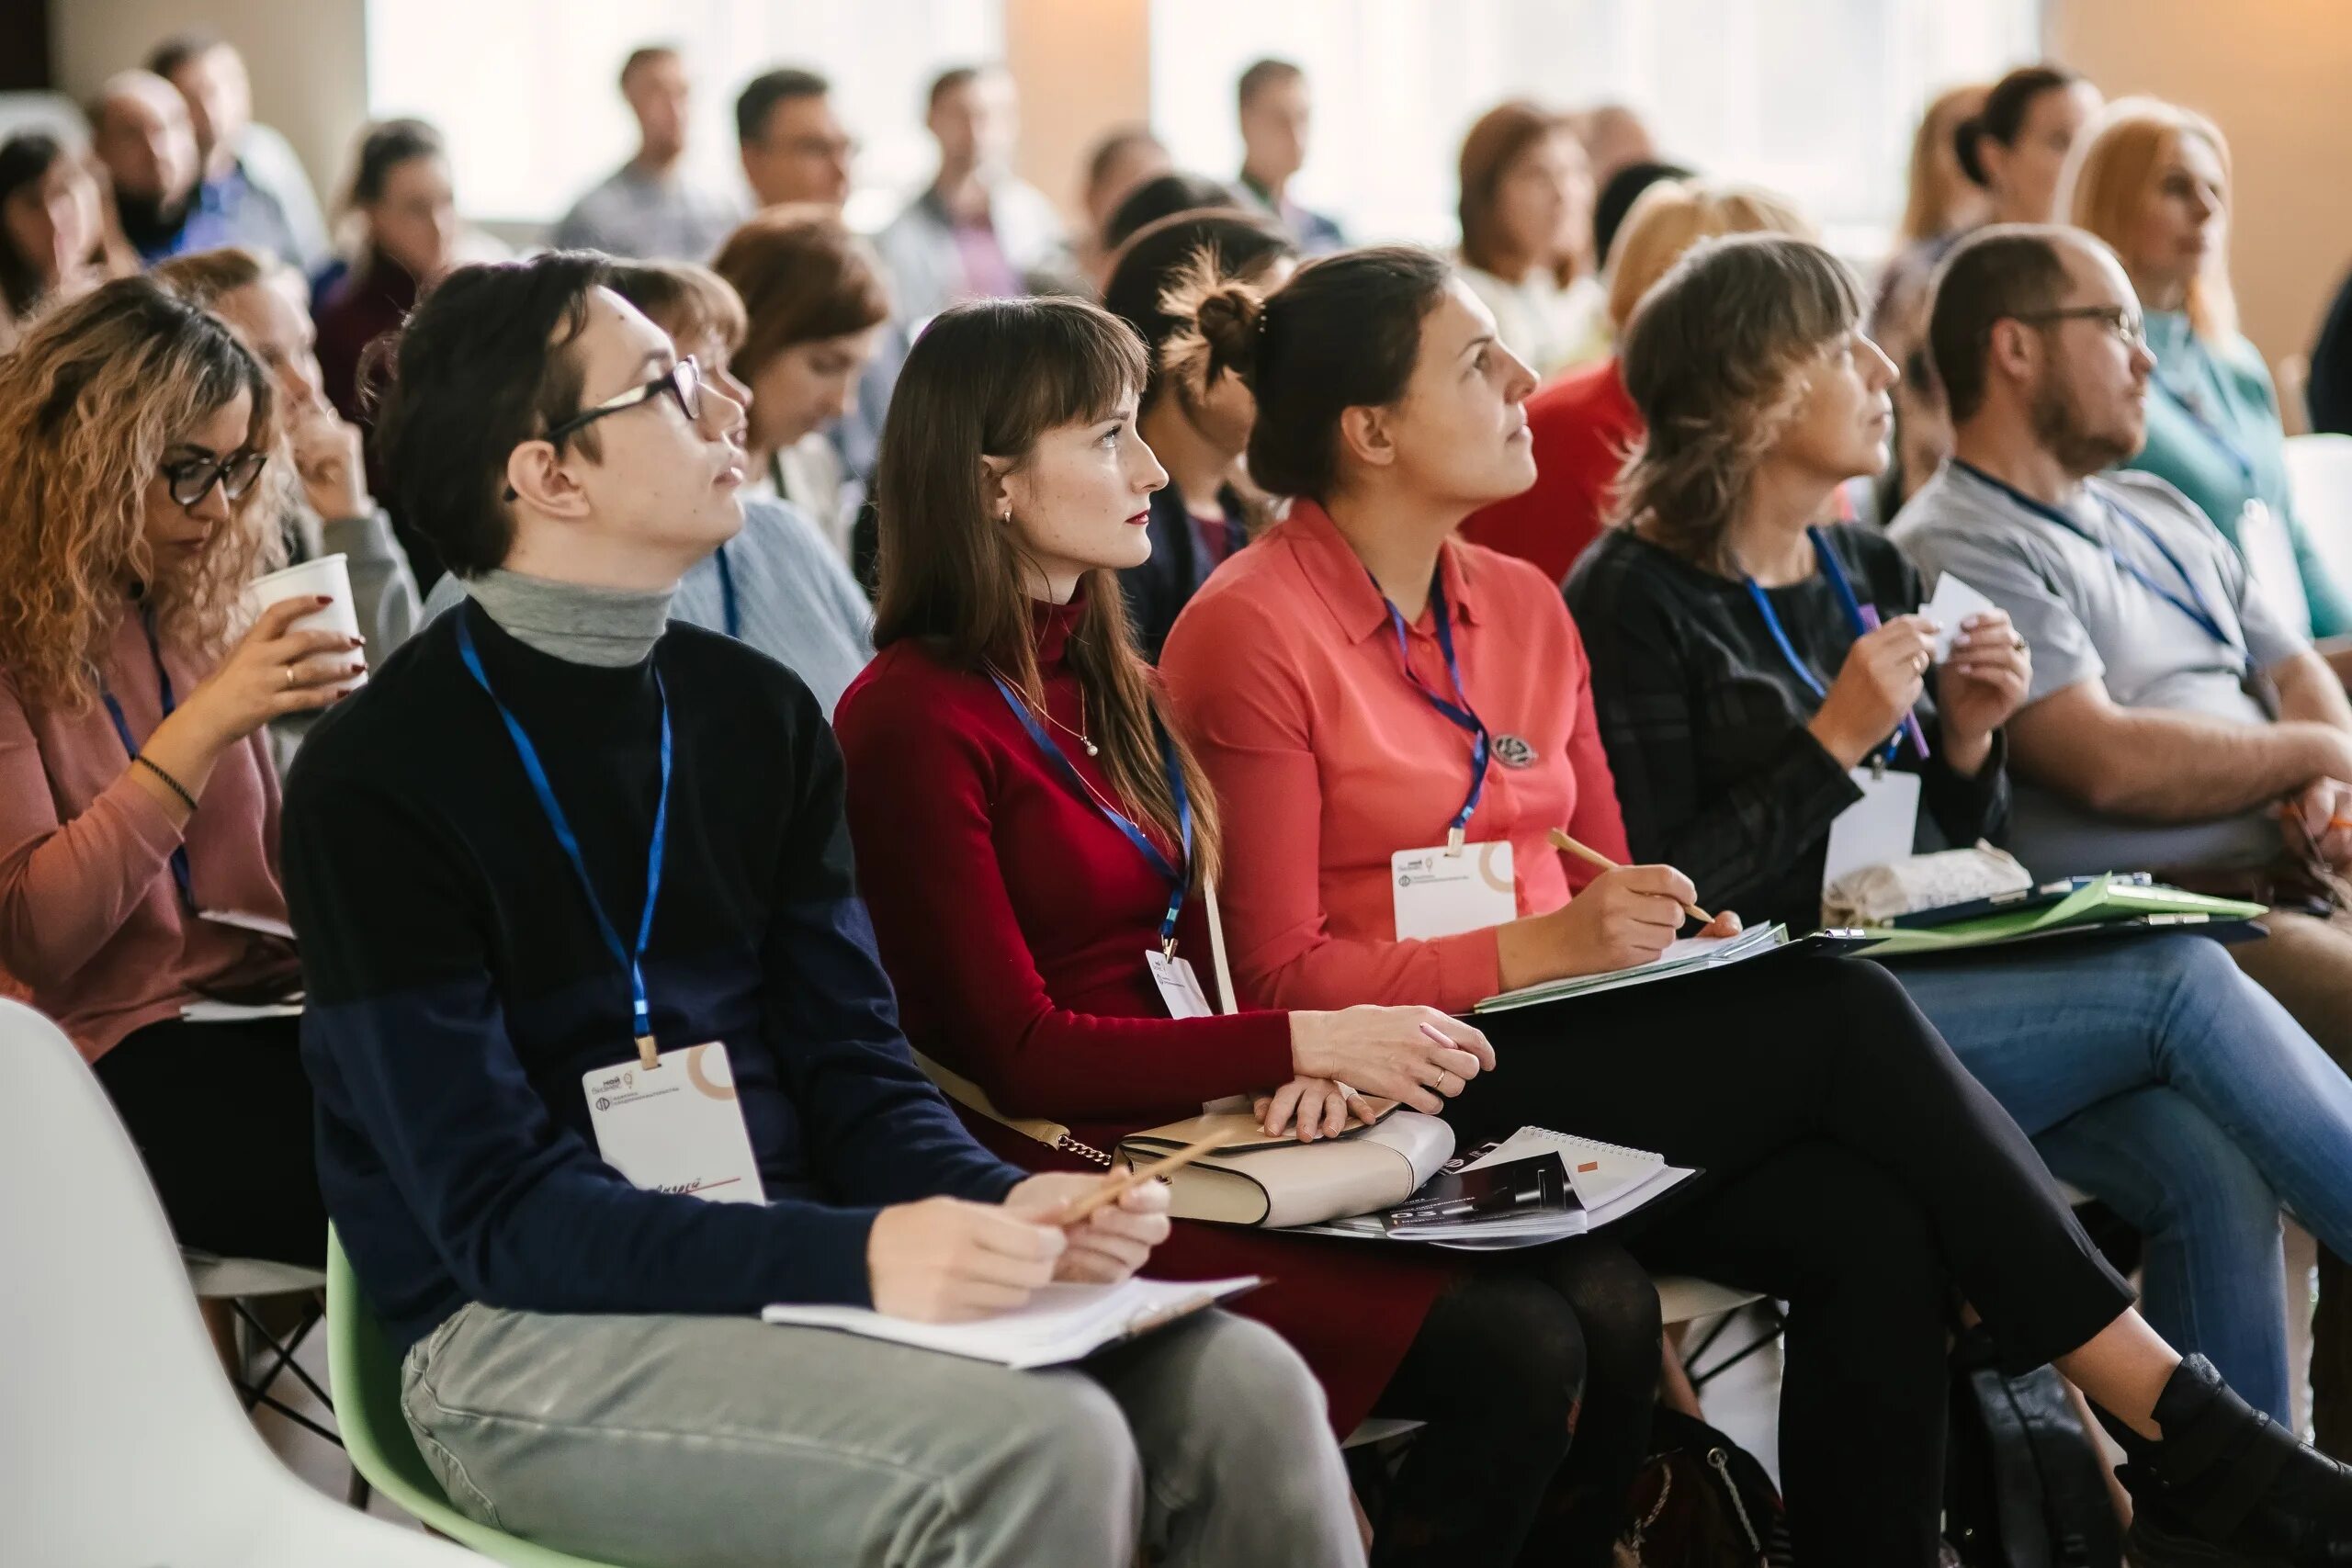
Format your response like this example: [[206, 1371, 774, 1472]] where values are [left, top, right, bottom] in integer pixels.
[[401, 1301, 1363, 1568]]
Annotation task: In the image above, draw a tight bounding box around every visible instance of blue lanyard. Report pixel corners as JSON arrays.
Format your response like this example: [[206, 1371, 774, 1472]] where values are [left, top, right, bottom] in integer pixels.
[[456, 612, 673, 1051], [2153, 374, 2257, 485], [1951, 459, 2240, 658], [990, 675, 1192, 951], [101, 608, 194, 910], [713, 545, 741, 639], [1374, 570, 1491, 850], [1741, 531, 1917, 766]]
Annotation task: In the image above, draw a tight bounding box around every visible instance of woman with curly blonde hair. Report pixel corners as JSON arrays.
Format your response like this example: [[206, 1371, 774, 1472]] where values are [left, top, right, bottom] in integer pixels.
[[0, 275, 362, 1264]]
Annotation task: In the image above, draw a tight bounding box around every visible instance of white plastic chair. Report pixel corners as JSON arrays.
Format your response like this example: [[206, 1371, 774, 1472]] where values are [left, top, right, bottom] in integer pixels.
[[0, 999, 480, 1567], [2285, 433, 2352, 595]]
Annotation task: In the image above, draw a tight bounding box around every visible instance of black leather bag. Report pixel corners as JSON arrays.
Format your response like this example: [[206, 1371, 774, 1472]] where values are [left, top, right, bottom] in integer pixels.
[[1619, 1408, 1794, 1566], [1943, 1325, 2122, 1568]]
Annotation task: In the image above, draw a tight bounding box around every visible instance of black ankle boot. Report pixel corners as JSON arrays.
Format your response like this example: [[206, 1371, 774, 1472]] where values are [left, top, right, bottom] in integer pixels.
[[2109, 1355, 2352, 1565]]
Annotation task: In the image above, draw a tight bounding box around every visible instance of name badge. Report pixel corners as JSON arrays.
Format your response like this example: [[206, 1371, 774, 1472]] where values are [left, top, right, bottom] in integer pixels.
[[1391, 840, 1518, 941], [1146, 950, 1215, 1018], [1820, 768, 1923, 891], [582, 1042, 768, 1204], [2235, 499, 2312, 639]]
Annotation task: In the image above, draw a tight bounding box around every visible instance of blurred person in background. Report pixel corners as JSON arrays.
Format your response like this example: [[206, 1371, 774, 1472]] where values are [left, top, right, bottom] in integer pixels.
[[1235, 58, 1344, 254], [1454, 100, 1607, 378], [313, 118, 473, 589], [1101, 172, 1241, 257], [2069, 96, 2352, 660], [0, 132, 134, 351], [1956, 65, 2104, 229], [735, 66, 854, 211], [712, 205, 895, 568], [876, 64, 1070, 324], [1569, 102, 1657, 190], [1102, 209, 1298, 659], [88, 70, 212, 264], [1871, 83, 1995, 514], [1075, 124, 1170, 288], [1460, 178, 1814, 583], [148, 31, 325, 271], [1590, 158, 1691, 276], [553, 45, 741, 262]]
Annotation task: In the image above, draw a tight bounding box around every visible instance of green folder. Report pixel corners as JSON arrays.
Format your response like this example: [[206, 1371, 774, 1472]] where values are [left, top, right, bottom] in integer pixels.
[[1854, 874, 2267, 960]]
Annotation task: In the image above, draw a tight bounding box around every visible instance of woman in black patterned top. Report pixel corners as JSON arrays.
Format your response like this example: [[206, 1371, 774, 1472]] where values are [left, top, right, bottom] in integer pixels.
[[1567, 234, 2352, 1562]]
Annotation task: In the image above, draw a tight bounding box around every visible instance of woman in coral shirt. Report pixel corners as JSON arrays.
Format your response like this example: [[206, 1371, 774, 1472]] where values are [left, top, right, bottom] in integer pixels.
[[1154, 244, 2352, 1566], [834, 292, 1665, 1568]]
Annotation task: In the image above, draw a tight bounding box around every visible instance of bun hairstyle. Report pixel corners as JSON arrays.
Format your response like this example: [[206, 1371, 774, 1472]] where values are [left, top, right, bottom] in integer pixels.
[[1954, 65, 2080, 188], [1100, 209, 1292, 415], [1162, 243, 1453, 502]]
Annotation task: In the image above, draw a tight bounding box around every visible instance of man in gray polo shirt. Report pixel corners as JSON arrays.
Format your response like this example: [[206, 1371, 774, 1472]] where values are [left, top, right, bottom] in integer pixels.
[[1894, 223, 2352, 1451]]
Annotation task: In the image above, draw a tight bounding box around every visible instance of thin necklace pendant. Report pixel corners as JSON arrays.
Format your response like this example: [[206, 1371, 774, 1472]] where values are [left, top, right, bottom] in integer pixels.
[[1083, 738, 1100, 756]]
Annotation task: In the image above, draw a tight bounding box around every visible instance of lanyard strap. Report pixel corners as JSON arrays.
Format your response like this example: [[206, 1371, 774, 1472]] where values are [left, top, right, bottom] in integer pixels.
[[101, 608, 194, 910], [2154, 375, 2257, 484], [1951, 459, 2240, 658], [990, 675, 1191, 950], [1741, 533, 1910, 766], [457, 612, 673, 1062], [1374, 570, 1491, 851], [713, 544, 741, 639]]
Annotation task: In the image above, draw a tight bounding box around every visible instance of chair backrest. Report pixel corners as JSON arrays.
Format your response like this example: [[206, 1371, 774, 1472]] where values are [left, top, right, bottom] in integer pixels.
[[327, 1230, 628, 1568], [0, 1002, 322, 1560], [2285, 433, 2352, 594]]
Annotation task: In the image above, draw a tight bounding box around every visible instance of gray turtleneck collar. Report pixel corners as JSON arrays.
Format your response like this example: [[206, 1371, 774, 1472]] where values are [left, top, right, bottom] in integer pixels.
[[464, 569, 675, 667]]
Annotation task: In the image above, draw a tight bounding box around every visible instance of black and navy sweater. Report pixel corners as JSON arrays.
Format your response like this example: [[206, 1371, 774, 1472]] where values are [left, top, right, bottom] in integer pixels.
[[282, 601, 1022, 1353]]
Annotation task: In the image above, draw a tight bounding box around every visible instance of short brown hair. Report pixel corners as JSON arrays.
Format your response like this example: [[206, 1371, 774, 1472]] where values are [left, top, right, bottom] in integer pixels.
[[1616, 234, 1862, 571], [708, 206, 891, 386], [1456, 101, 1579, 285], [1237, 58, 1302, 113], [150, 245, 277, 309], [605, 260, 747, 362], [1925, 223, 2077, 423]]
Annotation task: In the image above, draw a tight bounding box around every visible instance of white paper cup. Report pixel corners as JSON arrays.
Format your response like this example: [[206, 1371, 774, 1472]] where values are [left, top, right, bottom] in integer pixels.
[[245, 553, 366, 687]]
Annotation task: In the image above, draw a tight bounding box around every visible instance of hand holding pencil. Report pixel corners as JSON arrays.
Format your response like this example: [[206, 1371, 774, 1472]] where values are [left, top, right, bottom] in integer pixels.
[[1544, 830, 1742, 976]]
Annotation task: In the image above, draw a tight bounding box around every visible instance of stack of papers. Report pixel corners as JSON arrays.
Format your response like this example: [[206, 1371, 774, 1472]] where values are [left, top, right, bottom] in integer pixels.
[[1856, 874, 2266, 960], [762, 1276, 1262, 1369], [1283, 1125, 1697, 1252], [1475, 923, 1792, 1013]]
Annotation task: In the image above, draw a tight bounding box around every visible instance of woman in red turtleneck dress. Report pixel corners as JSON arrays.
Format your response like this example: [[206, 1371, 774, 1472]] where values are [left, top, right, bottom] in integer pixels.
[[835, 293, 1667, 1568]]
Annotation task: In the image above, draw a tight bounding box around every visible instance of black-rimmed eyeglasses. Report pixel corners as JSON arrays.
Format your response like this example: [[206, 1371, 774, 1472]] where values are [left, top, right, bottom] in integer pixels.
[[545, 356, 706, 445], [504, 358, 706, 502], [161, 448, 268, 509], [2011, 305, 2148, 352]]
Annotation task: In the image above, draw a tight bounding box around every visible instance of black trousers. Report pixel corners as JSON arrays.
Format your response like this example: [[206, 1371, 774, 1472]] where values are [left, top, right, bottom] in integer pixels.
[[1451, 954, 2134, 1568], [93, 1015, 326, 1268], [1367, 1236, 1660, 1568]]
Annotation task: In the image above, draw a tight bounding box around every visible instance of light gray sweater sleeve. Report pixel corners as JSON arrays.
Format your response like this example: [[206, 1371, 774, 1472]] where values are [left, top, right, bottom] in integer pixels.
[[320, 509, 423, 657]]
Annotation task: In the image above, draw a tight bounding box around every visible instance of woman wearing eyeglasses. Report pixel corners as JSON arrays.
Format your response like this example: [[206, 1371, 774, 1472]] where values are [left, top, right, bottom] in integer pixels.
[[0, 276, 362, 1266]]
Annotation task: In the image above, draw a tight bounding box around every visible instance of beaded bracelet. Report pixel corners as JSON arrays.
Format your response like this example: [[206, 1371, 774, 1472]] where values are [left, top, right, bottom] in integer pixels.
[[133, 753, 199, 814]]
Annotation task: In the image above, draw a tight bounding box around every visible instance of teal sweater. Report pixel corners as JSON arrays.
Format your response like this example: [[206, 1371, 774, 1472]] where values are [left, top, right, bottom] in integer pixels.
[[2123, 310, 2350, 638]]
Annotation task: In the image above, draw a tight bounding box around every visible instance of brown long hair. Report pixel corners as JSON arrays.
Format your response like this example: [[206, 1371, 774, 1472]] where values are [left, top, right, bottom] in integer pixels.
[[0, 275, 278, 712], [1458, 100, 1582, 287], [873, 297, 1222, 884]]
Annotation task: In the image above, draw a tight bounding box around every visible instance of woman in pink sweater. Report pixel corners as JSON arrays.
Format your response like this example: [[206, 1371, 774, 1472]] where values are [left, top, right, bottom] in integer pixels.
[[0, 277, 362, 1263]]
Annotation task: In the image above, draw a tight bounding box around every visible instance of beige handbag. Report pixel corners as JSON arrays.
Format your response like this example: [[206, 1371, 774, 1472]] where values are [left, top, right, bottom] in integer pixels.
[[913, 879, 1455, 1228]]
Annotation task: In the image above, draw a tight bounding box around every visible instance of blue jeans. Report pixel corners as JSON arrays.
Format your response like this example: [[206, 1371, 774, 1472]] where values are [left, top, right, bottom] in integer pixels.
[[1891, 934, 2352, 1422]]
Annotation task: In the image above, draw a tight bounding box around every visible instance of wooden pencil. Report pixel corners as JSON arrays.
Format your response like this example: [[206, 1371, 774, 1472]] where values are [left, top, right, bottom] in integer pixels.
[[1548, 828, 1716, 926], [1067, 1127, 1247, 1222]]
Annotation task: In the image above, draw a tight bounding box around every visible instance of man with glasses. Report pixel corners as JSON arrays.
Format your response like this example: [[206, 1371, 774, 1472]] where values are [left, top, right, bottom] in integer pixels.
[[1894, 223, 2352, 1450], [279, 251, 1359, 1568]]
